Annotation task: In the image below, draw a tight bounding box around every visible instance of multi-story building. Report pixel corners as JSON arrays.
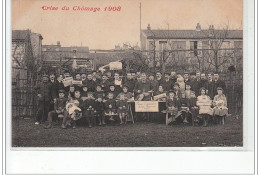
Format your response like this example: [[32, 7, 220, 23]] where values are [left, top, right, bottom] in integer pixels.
[[140, 23, 243, 73]]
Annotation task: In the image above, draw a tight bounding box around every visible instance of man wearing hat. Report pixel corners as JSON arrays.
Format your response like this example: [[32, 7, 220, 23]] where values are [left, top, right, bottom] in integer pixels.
[[34, 74, 52, 125], [44, 90, 67, 129], [161, 72, 173, 92], [213, 73, 226, 95]]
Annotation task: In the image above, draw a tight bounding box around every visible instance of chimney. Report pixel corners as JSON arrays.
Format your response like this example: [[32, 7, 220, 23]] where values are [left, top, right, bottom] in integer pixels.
[[147, 24, 151, 30], [57, 41, 61, 46], [196, 23, 201, 31]]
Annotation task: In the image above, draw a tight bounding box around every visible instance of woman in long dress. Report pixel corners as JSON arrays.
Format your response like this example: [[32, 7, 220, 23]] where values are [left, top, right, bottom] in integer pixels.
[[213, 87, 228, 125]]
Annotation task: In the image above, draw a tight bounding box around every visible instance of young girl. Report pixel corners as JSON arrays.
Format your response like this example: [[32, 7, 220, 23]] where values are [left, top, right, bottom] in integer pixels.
[[213, 87, 228, 125], [196, 87, 213, 127], [116, 94, 128, 124], [65, 90, 83, 129]]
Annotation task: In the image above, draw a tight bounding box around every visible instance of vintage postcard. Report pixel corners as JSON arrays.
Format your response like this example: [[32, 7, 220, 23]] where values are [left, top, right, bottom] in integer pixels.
[[5, 0, 255, 173]]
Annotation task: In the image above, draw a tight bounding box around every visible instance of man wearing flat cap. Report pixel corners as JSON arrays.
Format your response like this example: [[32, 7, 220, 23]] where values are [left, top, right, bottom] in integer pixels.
[[34, 74, 52, 125]]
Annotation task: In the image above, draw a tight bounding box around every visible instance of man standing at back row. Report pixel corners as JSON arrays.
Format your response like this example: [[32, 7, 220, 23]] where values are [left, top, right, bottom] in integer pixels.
[[214, 73, 226, 95], [34, 75, 52, 125]]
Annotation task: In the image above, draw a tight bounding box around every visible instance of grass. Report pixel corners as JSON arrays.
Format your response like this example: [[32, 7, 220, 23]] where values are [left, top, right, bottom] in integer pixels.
[[12, 115, 242, 147]]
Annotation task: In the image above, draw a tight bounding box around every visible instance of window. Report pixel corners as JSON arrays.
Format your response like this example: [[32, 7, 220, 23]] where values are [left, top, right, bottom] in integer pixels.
[[159, 41, 167, 51], [190, 41, 198, 56]]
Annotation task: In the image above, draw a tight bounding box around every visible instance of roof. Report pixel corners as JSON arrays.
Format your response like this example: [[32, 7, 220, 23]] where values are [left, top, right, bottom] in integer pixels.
[[12, 30, 30, 40], [141, 29, 243, 40]]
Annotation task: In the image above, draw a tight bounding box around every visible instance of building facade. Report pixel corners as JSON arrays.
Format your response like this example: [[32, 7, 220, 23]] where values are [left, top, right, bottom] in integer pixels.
[[140, 24, 243, 73]]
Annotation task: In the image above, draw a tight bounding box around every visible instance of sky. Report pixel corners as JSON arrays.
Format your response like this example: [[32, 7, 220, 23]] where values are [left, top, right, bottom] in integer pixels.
[[12, 0, 243, 49]]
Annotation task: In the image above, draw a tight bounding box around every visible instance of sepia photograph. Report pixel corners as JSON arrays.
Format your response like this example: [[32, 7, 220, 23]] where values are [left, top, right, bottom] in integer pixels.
[[11, 0, 243, 147]]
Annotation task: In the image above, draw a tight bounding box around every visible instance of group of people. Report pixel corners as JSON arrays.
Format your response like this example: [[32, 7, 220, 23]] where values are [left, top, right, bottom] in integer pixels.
[[34, 70, 228, 129]]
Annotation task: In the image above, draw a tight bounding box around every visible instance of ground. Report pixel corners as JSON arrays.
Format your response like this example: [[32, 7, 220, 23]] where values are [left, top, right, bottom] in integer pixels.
[[12, 115, 242, 147]]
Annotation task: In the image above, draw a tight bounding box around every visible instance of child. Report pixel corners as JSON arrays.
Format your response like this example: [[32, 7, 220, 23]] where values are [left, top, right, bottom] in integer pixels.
[[94, 84, 105, 99], [188, 91, 199, 125], [175, 93, 191, 124], [116, 94, 128, 124], [184, 83, 192, 99], [116, 85, 133, 100], [83, 92, 96, 128], [106, 84, 118, 99], [81, 85, 88, 100], [196, 87, 213, 127], [166, 91, 179, 122], [44, 90, 67, 129], [213, 87, 228, 125], [105, 93, 117, 121], [96, 96, 106, 126], [67, 85, 75, 98], [172, 83, 182, 100], [64, 90, 83, 129]]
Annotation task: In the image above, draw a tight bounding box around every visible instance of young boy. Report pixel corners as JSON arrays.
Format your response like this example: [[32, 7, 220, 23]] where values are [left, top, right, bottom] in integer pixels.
[[44, 90, 67, 129], [81, 85, 88, 101], [117, 94, 128, 124], [184, 83, 192, 99], [94, 84, 105, 99], [166, 91, 179, 122], [175, 93, 190, 124], [83, 92, 96, 128], [188, 91, 199, 125], [67, 85, 75, 98], [106, 84, 118, 99], [96, 96, 106, 126], [105, 93, 117, 121]]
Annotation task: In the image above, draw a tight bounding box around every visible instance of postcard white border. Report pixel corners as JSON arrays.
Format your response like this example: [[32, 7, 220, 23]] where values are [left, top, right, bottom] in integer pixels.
[[4, 0, 256, 174]]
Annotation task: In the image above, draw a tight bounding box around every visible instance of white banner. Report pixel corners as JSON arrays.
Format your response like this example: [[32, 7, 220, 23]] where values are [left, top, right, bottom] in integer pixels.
[[109, 61, 122, 70], [135, 101, 159, 112], [62, 77, 73, 87]]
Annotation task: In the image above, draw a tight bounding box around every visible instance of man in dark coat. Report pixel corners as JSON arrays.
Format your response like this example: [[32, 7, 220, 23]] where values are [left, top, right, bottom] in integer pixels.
[[207, 73, 215, 99], [86, 73, 96, 92], [123, 73, 136, 93], [34, 75, 52, 124], [161, 72, 172, 92], [214, 73, 226, 95], [198, 73, 208, 91]]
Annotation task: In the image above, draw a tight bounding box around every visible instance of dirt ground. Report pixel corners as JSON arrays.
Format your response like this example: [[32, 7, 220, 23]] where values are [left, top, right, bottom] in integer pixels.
[[12, 115, 243, 147]]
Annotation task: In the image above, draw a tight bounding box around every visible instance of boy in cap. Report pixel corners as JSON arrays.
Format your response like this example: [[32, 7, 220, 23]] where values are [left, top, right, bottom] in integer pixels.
[[96, 96, 106, 126], [83, 92, 96, 128], [44, 90, 67, 129], [34, 74, 52, 125]]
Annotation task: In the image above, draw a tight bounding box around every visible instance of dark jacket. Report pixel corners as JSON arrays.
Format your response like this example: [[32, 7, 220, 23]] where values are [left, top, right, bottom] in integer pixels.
[[161, 79, 173, 92], [86, 80, 96, 92], [105, 99, 116, 109], [123, 79, 136, 93], [214, 79, 226, 94], [83, 98, 96, 110], [34, 82, 52, 101], [54, 97, 67, 111]]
